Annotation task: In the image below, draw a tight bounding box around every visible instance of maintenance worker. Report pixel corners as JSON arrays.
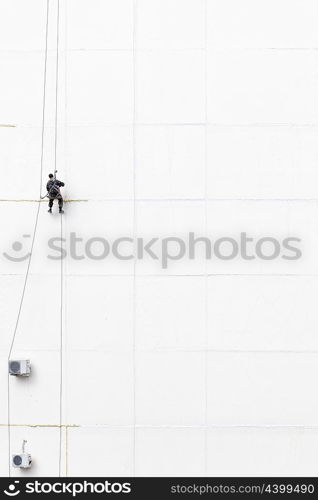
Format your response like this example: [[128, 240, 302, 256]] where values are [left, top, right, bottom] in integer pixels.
[[46, 173, 65, 214]]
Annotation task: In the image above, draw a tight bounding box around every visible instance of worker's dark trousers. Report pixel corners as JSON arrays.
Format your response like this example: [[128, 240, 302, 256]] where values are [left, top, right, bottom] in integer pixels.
[[48, 194, 63, 209]]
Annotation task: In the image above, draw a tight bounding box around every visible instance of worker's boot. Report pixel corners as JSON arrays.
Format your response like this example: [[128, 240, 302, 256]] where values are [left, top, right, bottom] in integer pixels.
[[48, 208, 52, 213], [59, 208, 64, 214]]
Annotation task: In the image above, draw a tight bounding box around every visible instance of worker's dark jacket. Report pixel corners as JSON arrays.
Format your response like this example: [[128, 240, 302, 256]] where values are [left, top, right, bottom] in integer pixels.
[[46, 179, 65, 197]]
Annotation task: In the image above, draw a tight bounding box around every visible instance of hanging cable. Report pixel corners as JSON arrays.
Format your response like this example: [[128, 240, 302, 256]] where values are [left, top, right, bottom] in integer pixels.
[[7, 0, 52, 476], [53, 0, 64, 477], [59, 213, 63, 476]]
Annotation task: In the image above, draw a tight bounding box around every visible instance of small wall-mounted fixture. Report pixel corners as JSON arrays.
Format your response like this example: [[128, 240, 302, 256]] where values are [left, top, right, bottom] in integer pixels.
[[9, 360, 31, 377], [12, 440, 32, 469]]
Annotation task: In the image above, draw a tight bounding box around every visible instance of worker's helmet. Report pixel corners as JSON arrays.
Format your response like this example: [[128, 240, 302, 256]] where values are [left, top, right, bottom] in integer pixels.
[[48, 173, 54, 178]]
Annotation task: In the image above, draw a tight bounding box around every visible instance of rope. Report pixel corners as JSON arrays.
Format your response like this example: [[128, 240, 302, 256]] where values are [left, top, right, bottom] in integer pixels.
[[54, 0, 64, 477], [132, 0, 137, 477], [59, 212, 63, 476], [7, 0, 50, 476], [54, 0, 60, 174]]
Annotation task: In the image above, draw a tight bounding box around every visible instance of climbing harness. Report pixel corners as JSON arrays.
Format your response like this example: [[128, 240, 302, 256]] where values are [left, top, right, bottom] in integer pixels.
[[40, 169, 58, 199]]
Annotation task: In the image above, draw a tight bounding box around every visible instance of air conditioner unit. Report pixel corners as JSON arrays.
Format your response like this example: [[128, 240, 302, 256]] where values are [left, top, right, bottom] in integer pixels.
[[12, 453, 32, 469], [9, 360, 31, 377], [12, 441, 32, 469]]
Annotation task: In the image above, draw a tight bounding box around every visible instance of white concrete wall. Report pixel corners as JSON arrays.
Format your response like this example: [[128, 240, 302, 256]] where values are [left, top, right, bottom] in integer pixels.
[[1, 0, 318, 477]]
